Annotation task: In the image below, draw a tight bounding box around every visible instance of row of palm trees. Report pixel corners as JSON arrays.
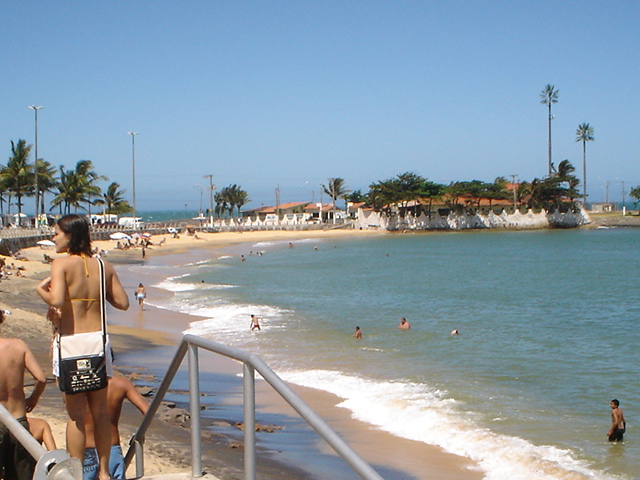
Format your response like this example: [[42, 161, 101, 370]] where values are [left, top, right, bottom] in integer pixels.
[[540, 84, 595, 205], [213, 184, 250, 218], [0, 139, 132, 221]]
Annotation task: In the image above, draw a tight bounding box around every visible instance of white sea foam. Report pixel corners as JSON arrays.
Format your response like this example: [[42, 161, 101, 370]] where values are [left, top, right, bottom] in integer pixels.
[[280, 370, 624, 480], [184, 303, 289, 337]]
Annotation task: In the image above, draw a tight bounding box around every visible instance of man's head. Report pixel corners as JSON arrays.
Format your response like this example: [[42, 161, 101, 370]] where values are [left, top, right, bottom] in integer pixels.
[[611, 399, 620, 408], [0, 309, 4, 325]]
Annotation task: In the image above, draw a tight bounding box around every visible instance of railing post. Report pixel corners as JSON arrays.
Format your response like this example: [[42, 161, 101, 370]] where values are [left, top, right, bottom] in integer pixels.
[[243, 362, 256, 480], [133, 439, 144, 478], [188, 343, 202, 477]]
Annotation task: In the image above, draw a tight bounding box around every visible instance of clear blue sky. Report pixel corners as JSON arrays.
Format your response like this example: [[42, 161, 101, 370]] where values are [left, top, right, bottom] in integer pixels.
[[3, 1, 639, 212]]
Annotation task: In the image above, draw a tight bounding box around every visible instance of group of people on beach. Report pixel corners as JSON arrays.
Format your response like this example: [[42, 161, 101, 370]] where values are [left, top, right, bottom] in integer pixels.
[[1, 214, 149, 480]]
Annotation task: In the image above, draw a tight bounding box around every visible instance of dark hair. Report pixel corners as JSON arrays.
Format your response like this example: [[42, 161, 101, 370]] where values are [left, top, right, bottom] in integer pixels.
[[612, 399, 620, 407], [0, 310, 4, 325], [57, 214, 92, 255]]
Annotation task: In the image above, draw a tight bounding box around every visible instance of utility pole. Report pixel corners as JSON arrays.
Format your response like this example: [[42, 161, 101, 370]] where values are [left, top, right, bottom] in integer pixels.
[[127, 132, 139, 219], [275, 184, 281, 226], [28, 105, 43, 225], [204, 174, 215, 224], [622, 181, 626, 215]]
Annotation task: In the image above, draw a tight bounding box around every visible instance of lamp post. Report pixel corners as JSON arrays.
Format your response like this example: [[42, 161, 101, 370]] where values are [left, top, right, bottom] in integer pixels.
[[510, 174, 518, 212], [204, 174, 215, 224], [127, 132, 139, 219], [29, 105, 43, 225]]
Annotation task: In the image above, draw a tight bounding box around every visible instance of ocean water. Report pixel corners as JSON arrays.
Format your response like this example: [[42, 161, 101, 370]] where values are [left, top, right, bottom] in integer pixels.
[[140, 228, 640, 480]]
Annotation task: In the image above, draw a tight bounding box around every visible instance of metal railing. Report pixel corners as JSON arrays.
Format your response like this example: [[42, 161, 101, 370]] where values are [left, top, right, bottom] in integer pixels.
[[0, 404, 82, 479], [124, 334, 384, 480]]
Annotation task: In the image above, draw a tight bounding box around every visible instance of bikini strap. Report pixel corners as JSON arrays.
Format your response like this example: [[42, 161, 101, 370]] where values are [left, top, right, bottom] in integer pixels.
[[81, 254, 90, 278]]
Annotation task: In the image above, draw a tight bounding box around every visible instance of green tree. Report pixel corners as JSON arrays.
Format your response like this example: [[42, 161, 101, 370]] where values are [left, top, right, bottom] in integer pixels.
[[540, 84, 559, 175], [575, 123, 594, 206], [96, 182, 132, 214], [323, 178, 350, 223], [528, 160, 580, 211], [214, 191, 228, 218], [368, 172, 444, 217], [630, 186, 640, 209], [74, 160, 106, 214], [35, 159, 58, 216], [218, 184, 250, 218], [1, 140, 33, 223]]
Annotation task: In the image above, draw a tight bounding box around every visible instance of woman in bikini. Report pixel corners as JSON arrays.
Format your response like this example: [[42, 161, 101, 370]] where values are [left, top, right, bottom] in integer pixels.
[[36, 214, 129, 480]]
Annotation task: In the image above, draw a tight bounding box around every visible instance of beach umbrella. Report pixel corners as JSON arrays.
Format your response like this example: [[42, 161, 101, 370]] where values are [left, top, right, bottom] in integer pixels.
[[36, 240, 56, 247], [110, 232, 131, 240], [12, 213, 27, 218], [141, 233, 151, 238]]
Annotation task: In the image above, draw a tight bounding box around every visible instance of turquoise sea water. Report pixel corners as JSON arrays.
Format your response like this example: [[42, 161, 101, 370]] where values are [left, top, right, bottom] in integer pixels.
[[135, 228, 639, 480]]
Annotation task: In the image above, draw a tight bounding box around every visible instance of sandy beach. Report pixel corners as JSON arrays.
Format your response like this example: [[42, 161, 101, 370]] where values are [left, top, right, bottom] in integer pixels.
[[2, 227, 484, 480]]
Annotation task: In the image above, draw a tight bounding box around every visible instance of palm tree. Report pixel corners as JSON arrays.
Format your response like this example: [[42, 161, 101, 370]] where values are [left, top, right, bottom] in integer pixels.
[[97, 182, 132, 214], [575, 123, 594, 207], [1, 140, 33, 223], [540, 84, 559, 175], [323, 178, 350, 223], [35, 159, 58, 217], [74, 160, 107, 214]]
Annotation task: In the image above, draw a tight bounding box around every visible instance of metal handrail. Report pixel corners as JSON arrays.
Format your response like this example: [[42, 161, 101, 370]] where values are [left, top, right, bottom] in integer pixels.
[[124, 334, 384, 480], [0, 404, 80, 479]]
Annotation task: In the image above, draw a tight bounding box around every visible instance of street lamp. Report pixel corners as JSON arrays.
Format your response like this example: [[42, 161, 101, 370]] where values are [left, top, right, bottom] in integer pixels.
[[127, 132, 139, 219], [29, 105, 43, 225]]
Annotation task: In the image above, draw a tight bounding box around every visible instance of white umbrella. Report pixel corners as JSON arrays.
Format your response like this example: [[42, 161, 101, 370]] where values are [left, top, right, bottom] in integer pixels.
[[37, 240, 56, 247], [110, 232, 131, 240], [12, 213, 27, 217]]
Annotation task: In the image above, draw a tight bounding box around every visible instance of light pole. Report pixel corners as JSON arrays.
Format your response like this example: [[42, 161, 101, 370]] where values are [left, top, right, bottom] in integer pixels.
[[510, 174, 518, 212], [29, 105, 43, 225], [127, 132, 139, 219], [204, 174, 215, 224]]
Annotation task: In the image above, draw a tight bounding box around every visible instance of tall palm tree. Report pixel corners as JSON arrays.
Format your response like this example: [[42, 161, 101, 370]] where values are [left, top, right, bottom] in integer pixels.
[[74, 160, 106, 214], [35, 159, 58, 217], [540, 84, 559, 176], [575, 123, 594, 207], [1, 140, 33, 223], [323, 178, 350, 223]]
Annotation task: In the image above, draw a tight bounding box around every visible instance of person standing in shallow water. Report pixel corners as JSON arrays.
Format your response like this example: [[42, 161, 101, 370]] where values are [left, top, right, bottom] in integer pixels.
[[250, 314, 261, 331], [353, 326, 362, 339], [398, 317, 411, 330], [136, 283, 146, 310], [608, 399, 626, 442]]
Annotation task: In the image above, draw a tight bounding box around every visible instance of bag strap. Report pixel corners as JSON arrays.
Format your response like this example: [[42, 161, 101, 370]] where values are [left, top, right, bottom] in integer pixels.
[[96, 257, 108, 344]]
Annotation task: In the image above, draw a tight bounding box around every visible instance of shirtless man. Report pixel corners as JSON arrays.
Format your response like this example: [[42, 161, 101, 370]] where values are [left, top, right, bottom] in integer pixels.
[[398, 317, 411, 330], [84, 375, 149, 479], [608, 399, 626, 442], [353, 326, 362, 339], [0, 309, 47, 480], [250, 314, 261, 331]]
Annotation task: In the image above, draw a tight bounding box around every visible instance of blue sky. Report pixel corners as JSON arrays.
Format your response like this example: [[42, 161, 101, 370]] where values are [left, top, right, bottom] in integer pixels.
[[3, 1, 639, 212]]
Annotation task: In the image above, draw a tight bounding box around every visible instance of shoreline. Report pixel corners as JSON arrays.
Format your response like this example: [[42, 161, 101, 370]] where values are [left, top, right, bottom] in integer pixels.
[[2, 228, 483, 480]]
